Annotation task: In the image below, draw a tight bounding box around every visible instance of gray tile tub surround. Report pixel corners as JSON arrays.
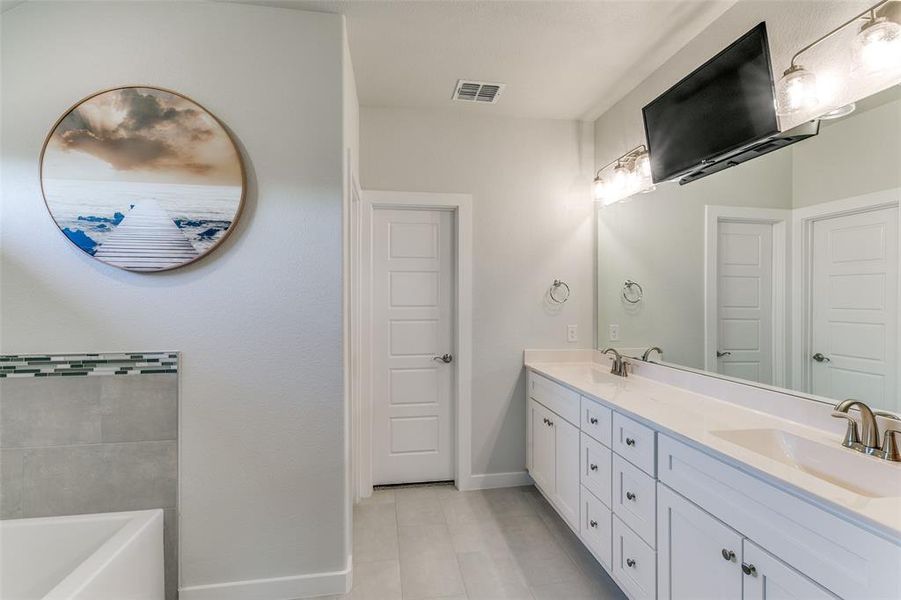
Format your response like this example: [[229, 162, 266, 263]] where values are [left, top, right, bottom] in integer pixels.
[[0, 372, 179, 600], [1, 373, 178, 448]]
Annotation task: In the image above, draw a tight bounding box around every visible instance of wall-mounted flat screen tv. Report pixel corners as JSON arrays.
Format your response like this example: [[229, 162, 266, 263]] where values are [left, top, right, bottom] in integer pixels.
[[642, 23, 779, 183]]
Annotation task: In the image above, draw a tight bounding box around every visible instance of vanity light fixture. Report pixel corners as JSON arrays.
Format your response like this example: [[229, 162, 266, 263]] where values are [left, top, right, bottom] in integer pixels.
[[593, 145, 655, 206], [775, 0, 901, 117]]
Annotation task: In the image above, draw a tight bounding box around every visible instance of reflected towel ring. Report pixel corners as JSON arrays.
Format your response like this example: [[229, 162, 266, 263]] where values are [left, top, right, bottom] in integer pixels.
[[549, 279, 571, 304], [622, 279, 643, 304]]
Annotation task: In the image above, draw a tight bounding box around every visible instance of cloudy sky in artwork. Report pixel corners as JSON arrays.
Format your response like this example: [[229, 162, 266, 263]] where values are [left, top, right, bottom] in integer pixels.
[[43, 88, 242, 186]]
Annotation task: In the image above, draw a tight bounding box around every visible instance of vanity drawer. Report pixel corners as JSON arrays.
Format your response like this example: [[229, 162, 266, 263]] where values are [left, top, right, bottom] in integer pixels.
[[613, 412, 656, 476], [581, 433, 612, 507], [581, 395, 612, 447], [658, 434, 901, 600], [581, 486, 612, 570], [528, 371, 580, 426], [613, 454, 657, 547], [613, 514, 656, 600]]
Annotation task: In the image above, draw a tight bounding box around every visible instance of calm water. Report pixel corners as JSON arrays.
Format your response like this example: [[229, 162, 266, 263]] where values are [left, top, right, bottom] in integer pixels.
[[43, 179, 242, 253]]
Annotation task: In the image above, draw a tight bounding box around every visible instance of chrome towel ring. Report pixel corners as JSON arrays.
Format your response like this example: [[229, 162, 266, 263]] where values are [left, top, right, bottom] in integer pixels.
[[549, 279, 571, 304], [622, 279, 643, 304]]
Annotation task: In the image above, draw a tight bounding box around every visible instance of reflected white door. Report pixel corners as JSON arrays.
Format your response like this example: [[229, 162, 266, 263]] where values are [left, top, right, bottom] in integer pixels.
[[810, 206, 898, 407], [716, 221, 774, 384], [372, 208, 455, 484]]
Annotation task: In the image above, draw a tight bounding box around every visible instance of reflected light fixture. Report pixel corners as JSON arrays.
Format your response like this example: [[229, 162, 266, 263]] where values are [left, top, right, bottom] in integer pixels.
[[593, 145, 655, 206], [775, 0, 901, 117]]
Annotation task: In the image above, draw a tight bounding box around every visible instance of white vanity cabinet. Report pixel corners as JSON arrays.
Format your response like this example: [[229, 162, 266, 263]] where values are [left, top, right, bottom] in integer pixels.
[[525, 365, 901, 600]]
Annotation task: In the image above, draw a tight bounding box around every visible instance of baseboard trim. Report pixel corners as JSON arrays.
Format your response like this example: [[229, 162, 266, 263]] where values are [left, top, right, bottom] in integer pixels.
[[465, 470, 533, 490], [180, 557, 352, 600]]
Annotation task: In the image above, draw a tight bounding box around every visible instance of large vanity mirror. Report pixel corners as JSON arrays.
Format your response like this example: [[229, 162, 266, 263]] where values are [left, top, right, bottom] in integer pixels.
[[597, 84, 901, 413]]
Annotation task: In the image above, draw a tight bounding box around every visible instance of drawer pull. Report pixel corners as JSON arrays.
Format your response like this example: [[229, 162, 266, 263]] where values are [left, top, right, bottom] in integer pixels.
[[589, 416, 599, 425], [590, 520, 598, 528], [590, 463, 598, 471], [721, 549, 735, 562], [741, 563, 757, 577], [626, 558, 636, 568], [625, 437, 636, 446], [625, 491, 636, 501]]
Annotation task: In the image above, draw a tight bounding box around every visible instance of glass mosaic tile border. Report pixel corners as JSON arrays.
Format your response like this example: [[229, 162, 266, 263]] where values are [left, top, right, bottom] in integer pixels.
[[0, 352, 178, 378]]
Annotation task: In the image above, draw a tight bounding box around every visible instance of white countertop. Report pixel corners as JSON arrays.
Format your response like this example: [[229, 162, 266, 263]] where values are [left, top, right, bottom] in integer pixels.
[[524, 358, 901, 539]]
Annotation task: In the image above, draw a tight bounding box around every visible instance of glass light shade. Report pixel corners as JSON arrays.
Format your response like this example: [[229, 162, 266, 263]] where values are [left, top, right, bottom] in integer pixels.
[[611, 164, 629, 195], [819, 102, 856, 120], [855, 17, 901, 73], [775, 66, 819, 115], [592, 176, 606, 202], [635, 153, 651, 179]]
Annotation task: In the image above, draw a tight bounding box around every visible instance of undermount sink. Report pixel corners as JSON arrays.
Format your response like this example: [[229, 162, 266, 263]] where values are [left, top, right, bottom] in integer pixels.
[[711, 428, 901, 498]]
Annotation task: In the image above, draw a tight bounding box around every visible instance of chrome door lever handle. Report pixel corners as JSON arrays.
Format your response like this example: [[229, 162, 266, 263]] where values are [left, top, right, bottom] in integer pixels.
[[716, 350, 731, 358], [812, 353, 831, 363], [433, 354, 454, 363]]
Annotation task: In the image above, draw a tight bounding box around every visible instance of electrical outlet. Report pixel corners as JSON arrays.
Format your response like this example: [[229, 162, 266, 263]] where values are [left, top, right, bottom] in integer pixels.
[[567, 324, 579, 343], [608, 324, 620, 341]]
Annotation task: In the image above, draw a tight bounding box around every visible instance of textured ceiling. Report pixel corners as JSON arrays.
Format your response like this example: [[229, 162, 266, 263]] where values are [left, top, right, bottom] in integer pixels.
[[235, 0, 736, 120]]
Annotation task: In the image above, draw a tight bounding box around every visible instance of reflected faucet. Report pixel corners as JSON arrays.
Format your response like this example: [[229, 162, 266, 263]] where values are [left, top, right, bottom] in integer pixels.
[[641, 346, 663, 362], [832, 399, 880, 454], [601, 347, 629, 377]]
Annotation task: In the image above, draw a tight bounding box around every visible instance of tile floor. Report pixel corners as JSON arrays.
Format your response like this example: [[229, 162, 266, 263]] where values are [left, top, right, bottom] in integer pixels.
[[329, 484, 627, 600]]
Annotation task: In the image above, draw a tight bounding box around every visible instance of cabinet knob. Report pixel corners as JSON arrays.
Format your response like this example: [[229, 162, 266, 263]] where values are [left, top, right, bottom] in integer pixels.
[[626, 558, 636, 568], [625, 491, 636, 501], [721, 549, 735, 562], [625, 437, 636, 446], [589, 417, 599, 425], [590, 463, 598, 472], [590, 520, 598, 528], [741, 563, 757, 577], [542, 418, 548, 425], [547, 420, 554, 427]]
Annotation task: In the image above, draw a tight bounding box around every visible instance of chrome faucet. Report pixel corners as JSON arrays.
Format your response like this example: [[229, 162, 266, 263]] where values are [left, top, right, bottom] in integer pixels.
[[601, 347, 629, 377], [641, 346, 663, 362], [832, 399, 880, 455]]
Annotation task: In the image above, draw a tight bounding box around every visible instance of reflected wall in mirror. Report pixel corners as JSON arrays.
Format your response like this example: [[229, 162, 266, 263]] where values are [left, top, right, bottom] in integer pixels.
[[597, 85, 901, 413]]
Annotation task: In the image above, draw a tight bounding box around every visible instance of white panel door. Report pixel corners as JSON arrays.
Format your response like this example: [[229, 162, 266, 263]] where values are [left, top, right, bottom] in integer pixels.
[[716, 221, 774, 384], [657, 484, 743, 600], [742, 540, 839, 600], [553, 416, 581, 529], [372, 208, 455, 484], [529, 399, 555, 495], [811, 206, 899, 408]]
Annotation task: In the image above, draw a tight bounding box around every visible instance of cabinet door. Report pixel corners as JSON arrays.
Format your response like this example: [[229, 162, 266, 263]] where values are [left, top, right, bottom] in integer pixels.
[[742, 540, 839, 600], [529, 399, 555, 495], [553, 415, 580, 528], [658, 484, 742, 600]]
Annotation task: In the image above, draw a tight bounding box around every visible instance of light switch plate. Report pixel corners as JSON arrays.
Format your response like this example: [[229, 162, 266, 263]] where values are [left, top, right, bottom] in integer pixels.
[[567, 324, 579, 343], [608, 324, 619, 341]]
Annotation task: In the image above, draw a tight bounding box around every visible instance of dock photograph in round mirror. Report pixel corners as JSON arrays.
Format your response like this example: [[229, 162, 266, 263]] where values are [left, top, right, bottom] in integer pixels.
[[40, 86, 245, 272]]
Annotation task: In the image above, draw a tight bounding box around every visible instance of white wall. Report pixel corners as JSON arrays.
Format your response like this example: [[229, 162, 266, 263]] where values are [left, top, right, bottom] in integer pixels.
[[793, 94, 901, 208], [1, 1, 351, 595], [361, 108, 594, 477]]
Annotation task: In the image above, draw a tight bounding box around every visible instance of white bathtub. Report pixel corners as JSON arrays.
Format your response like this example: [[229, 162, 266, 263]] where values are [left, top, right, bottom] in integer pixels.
[[0, 509, 164, 600]]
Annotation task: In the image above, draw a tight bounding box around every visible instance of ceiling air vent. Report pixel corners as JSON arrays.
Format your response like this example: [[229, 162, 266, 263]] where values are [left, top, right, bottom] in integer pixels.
[[453, 80, 505, 104]]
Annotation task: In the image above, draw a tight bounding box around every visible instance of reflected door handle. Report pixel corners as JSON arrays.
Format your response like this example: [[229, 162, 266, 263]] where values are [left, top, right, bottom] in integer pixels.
[[433, 354, 454, 363], [716, 351, 731, 358], [812, 353, 831, 363]]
